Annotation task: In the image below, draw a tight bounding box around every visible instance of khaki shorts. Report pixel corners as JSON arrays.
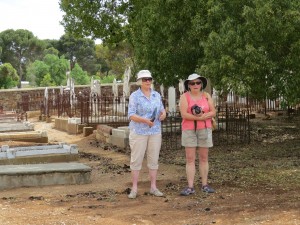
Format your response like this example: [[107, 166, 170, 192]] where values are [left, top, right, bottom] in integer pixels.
[[182, 129, 213, 148], [129, 132, 162, 170]]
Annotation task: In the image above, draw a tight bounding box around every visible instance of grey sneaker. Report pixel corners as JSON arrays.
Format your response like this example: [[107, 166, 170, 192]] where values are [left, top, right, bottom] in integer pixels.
[[149, 189, 164, 197], [202, 185, 215, 193], [180, 187, 195, 196], [128, 190, 137, 199]]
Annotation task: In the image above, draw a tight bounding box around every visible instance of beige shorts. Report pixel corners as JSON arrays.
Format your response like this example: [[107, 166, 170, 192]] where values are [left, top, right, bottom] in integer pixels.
[[182, 129, 213, 148], [129, 132, 162, 170]]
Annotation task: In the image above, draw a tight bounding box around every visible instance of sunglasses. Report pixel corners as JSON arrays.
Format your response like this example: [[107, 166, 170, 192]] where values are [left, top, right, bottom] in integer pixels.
[[142, 77, 153, 82], [189, 81, 202, 86]]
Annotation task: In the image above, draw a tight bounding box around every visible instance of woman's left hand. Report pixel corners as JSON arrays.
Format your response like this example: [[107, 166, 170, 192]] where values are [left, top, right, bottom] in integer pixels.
[[201, 112, 212, 120], [159, 111, 166, 121]]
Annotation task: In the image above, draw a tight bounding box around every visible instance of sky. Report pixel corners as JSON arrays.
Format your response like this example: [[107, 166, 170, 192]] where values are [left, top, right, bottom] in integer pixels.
[[0, 0, 65, 40]]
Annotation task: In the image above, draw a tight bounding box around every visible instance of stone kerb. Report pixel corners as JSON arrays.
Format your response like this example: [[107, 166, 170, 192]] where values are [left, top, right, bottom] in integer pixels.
[[54, 117, 84, 135], [68, 118, 81, 124], [0, 137, 91, 190], [67, 117, 82, 134], [0, 162, 92, 190], [94, 125, 129, 148], [0, 121, 34, 133], [95, 125, 113, 144], [0, 130, 48, 143], [111, 126, 129, 148], [0, 143, 78, 160], [54, 118, 68, 132]]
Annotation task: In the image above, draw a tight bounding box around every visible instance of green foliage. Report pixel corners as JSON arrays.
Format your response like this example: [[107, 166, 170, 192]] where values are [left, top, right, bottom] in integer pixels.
[[95, 41, 133, 80], [198, 0, 300, 103], [100, 74, 116, 84], [0, 63, 19, 89], [57, 34, 99, 75], [58, 0, 300, 105], [27, 60, 50, 86], [70, 63, 90, 85], [27, 54, 69, 86], [44, 47, 59, 56], [43, 54, 69, 85], [0, 29, 46, 86], [128, 0, 203, 86], [59, 0, 128, 44], [40, 73, 56, 87]]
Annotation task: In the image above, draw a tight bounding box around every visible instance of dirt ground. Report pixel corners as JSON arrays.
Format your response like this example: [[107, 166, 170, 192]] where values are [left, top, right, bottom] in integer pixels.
[[0, 115, 299, 225]]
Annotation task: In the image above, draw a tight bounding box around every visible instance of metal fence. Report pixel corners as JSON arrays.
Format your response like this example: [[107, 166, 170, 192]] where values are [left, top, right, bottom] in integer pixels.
[[15, 91, 260, 149], [160, 105, 250, 151], [79, 93, 130, 128], [213, 91, 300, 115], [213, 105, 250, 145]]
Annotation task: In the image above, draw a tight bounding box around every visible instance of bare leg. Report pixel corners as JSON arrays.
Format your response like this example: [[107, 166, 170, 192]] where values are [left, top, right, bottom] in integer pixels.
[[149, 169, 158, 190], [198, 147, 209, 186], [185, 147, 196, 188], [131, 170, 140, 192]]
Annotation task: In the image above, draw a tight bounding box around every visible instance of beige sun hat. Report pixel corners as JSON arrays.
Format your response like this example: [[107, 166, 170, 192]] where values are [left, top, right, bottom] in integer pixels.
[[184, 73, 207, 91]]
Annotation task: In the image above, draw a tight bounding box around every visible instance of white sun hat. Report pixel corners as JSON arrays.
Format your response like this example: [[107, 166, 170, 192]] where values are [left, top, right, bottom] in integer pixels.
[[136, 70, 152, 81]]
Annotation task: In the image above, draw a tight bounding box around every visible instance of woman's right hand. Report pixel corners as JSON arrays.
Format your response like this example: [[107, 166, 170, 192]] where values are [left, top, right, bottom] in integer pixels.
[[146, 118, 155, 127]]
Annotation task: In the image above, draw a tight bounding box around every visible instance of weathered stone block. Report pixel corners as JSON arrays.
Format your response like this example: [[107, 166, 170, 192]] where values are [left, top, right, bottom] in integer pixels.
[[83, 127, 94, 137], [97, 124, 113, 135], [110, 136, 129, 148], [0, 162, 92, 190], [112, 129, 127, 138], [67, 123, 78, 135]]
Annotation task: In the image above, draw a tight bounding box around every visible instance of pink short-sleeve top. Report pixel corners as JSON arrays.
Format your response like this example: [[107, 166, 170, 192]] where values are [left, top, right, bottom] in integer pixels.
[[182, 92, 212, 130]]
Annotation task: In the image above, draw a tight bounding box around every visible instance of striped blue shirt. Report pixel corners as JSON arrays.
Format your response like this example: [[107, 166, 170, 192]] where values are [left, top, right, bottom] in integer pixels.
[[128, 88, 164, 135]]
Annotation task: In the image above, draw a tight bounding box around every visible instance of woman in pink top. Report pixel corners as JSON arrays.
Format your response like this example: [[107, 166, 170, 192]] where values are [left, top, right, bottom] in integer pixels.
[[179, 73, 216, 195]]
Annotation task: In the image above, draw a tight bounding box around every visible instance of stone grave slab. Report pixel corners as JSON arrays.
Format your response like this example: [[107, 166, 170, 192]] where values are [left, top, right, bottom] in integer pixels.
[[0, 121, 34, 132], [0, 162, 92, 190]]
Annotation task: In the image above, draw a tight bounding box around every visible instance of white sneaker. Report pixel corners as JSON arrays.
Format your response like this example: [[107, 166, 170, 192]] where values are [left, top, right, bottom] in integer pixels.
[[128, 190, 137, 199], [150, 189, 164, 197]]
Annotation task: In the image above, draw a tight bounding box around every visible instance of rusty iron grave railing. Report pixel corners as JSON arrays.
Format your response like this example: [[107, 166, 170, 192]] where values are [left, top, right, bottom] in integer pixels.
[[16, 91, 250, 149], [161, 112, 182, 151], [79, 93, 130, 128], [213, 105, 251, 145], [161, 105, 251, 151]]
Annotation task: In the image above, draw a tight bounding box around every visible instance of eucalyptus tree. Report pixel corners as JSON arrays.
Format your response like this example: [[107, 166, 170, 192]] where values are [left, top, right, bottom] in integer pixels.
[[27, 54, 69, 87], [70, 63, 90, 85], [26, 60, 49, 86], [59, 0, 203, 86], [60, 0, 134, 78], [60, 0, 300, 106], [60, 0, 128, 44], [57, 34, 99, 75], [95, 41, 134, 80], [127, 0, 204, 86], [197, 0, 300, 104], [0, 29, 46, 87], [43, 54, 69, 86]]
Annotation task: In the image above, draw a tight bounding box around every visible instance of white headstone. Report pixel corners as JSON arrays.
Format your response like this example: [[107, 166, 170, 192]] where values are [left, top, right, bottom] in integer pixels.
[[123, 66, 131, 97], [168, 87, 176, 113], [44, 87, 48, 115], [60, 86, 64, 95], [179, 79, 185, 94], [113, 78, 118, 97]]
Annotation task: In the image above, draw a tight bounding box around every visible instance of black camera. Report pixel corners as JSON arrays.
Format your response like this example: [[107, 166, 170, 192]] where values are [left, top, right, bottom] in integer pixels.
[[191, 105, 202, 115]]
